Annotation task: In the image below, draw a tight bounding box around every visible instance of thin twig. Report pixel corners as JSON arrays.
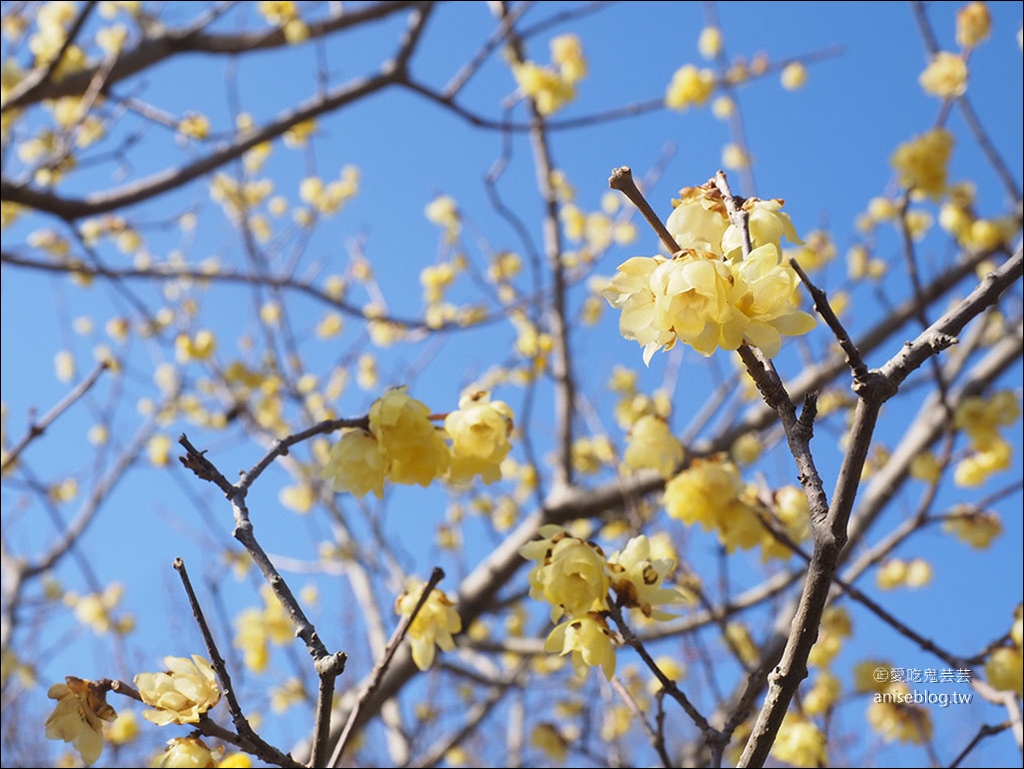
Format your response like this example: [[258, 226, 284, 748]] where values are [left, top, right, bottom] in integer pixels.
[[1, 361, 109, 473]]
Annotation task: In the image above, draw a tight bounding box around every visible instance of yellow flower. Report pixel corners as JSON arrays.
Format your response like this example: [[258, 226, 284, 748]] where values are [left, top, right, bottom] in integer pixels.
[[551, 33, 587, 83], [771, 713, 828, 767], [665, 64, 715, 110], [606, 535, 688, 619], [134, 655, 221, 726], [780, 62, 808, 90], [890, 129, 954, 200], [521, 525, 609, 622], [957, 2, 992, 48], [985, 646, 1023, 696], [445, 391, 514, 485], [370, 387, 450, 487], [177, 112, 210, 141], [665, 184, 730, 253], [622, 414, 684, 478], [425, 195, 461, 241], [153, 737, 222, 768], [599, 255, 675, 365], [727, 243, 817, 358], [867, 684, 933, 744], [803, 670, 841, 716], [721, 198, 803, 259], [941, 505, 1002, 548], [513, 61, 576, 116], [876, 559, 908, 590], [45, 677, 117, 766], [664, 457, 764, 552], [697, 27, 723, 59], [395, 581, 462, 671], [919, 51, 968, 99], [320, 429, 388, 499], [545, 613, 619, 680], [531, 722, 570, 762]]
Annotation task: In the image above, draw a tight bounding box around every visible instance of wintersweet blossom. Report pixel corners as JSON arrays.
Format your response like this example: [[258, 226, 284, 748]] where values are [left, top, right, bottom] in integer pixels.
[[370, 387, 450, 486], [941, 505, 1002, 548], [665, 65, 715, 110], [663, 457, 765, 552], [520, 525, 610, 621], [890, 129, 954, 200], [720, 198, 803, 259], [957, 2, 992, 48], [986, 646, 1023, 696], [544, 612, 619, 680], [445, 391, 514, 485], [320, 428, 388, 499], [665, 184, 730, 253], [134, 655, 221, 726], [606, 535, 688, 619], [771, 713, 828, 766], [867, 684, 933, 744], [919, 52, 968, 99], [622, 414, 684, 478], [153, 737, 222, 768], [45, 677, 117, 766], [395, 581, 462, 671]]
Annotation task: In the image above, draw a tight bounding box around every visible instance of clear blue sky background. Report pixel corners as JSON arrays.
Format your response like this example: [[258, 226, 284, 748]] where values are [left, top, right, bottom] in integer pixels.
[[2, 2, 1022, 766]]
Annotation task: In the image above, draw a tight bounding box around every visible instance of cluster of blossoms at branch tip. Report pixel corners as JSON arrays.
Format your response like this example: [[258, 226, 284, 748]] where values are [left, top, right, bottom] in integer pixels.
[[511, 34, 587, 116], [320, 387, 514, 498], [519, 526, 689, 679], [395, 580, 463, 671], [600, 182, 815, 365], [133, 654, 222, 725]]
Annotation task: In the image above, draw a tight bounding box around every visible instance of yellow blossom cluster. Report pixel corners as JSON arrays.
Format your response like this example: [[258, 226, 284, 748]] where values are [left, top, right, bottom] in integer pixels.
[[890, 128, 954, 200], [601, 183, 814, 364], [299, 165, 359, 215], [320, 387, 514, 498], [395, 580, 463, 671], [622, 414, 684, 478], [519, 526, 687, 679], [771, 712, 828, 767], [866, 683, 933, 744], [875, 557, 933, 590], [257, 0, 309, 43], [234, 584, 294, 672], [665, 64, 716, 111], [134, 654, 221, 725], [941, 504, 1002, 548], [952, 390, 1019, 487], [153, 737, 223, 768], [512, 34, 587, 116], [664, 455, 807, 558]]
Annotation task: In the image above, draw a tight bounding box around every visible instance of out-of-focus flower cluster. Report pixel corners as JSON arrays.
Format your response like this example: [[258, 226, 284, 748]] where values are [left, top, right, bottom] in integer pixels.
[[511, 34, 588, 116], [519, 526, 689, 679], [320, 387, 514, 498], [952, 390, 1019, 487], [395, 580, 463, 671], [600, 183, 815, 364]]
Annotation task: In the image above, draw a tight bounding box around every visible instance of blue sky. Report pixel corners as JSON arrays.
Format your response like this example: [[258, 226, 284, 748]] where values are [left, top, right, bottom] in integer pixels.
[[2, 2, 1022, 767]]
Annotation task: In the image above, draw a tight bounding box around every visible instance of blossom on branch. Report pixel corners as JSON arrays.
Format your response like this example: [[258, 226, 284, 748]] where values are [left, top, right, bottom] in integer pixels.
[[45, 677, 117, 766], [395, 581, 462, 671], [134, 655, 221, 726]]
